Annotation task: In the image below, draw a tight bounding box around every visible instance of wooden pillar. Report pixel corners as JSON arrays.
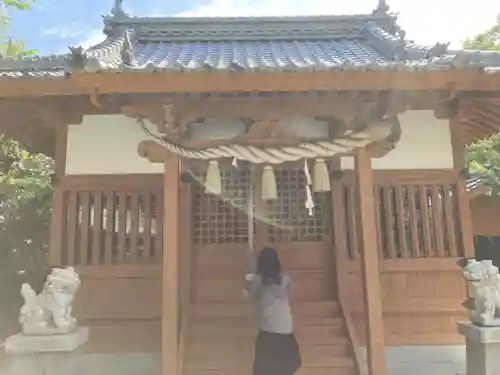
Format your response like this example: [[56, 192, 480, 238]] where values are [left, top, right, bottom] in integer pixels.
[[49, 126, 67, 266], [162, 156, 180, 375], [354, 148, 387, 375], [450, 104, 475, 258], [179, 182, 193, 307], [253, 167, 268, 250]]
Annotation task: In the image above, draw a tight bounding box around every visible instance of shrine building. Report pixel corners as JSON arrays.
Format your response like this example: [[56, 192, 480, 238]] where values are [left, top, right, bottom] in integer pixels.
[[2, 0, 500, 374]]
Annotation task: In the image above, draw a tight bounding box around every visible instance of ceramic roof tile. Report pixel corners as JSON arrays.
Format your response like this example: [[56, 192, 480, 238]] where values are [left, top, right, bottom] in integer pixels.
[[2, 11, 500, 79], [130, 39, 390, 71]]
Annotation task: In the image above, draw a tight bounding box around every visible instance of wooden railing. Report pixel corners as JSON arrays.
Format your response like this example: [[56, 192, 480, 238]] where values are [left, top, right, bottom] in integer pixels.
[[332, 183, 365, 375], [178, 308, 189, 375], [50, 177, 163, 266], [340, 175, 463, 260]]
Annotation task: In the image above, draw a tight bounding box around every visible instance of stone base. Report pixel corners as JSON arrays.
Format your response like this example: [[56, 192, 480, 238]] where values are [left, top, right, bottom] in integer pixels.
[[458, 321, 500, 375], [4, 351, 85, 375], [4, 326, 89, 354]]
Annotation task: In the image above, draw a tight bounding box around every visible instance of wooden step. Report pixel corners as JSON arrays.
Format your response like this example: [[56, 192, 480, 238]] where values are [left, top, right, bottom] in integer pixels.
[[184, 369, 251, 375], [302, 356, 355, 368], [185, 368, 358, 375], [187, 341, 351, 363], [191, 300, 341, 319], [185, 355, 354, 371], [188, 316, 344, 329], [186, 340, 351, 361], [297, 367, 358, 375], [185, 359, 253, 371], [189, 322, 346, 340], [300, 343, 352, 358]]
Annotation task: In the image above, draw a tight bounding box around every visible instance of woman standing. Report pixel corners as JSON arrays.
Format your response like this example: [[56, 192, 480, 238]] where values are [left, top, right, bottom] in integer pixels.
[[245, 246, 302, 375]]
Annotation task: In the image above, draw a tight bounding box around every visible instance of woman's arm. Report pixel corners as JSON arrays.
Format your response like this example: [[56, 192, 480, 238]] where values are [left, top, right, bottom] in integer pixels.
[[244, 273, 262, 299]]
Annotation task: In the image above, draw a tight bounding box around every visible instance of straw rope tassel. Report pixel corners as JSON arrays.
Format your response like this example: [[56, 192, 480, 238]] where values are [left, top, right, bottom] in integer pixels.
[[305, 185, 314, 216], [303, 159, 315, 215], [304, 159, 312, 185], [261, 165, 277, 200], [205, 160, 222, 195], [313, 158, 331, 192]]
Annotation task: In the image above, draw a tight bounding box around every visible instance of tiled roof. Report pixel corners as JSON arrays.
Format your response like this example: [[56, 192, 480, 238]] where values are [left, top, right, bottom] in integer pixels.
[[2, 6, 500, 80], [132, 36, 389, 72]]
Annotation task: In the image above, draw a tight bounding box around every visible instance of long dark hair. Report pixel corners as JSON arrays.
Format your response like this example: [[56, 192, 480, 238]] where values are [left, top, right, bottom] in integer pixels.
[[257, 246, 282, 285]]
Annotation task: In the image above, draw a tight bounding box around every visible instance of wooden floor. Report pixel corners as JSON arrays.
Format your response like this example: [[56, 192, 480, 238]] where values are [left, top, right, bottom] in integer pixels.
[[185, 243, 358, 375]]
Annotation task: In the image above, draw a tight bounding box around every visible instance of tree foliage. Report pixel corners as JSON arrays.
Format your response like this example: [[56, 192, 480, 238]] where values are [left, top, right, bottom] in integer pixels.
[[0, 0, 53, 272], [466, 133, 500, 195], [0, 0, 36, 56], [463, 15, 500, 195], [0, 137, 53, 269], [463, 16, 500, 51]]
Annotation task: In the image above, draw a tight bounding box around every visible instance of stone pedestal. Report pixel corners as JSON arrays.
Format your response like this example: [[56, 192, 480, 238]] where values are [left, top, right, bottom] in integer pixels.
[[3, 327, 89, 375], [458, 321, 500, 375]]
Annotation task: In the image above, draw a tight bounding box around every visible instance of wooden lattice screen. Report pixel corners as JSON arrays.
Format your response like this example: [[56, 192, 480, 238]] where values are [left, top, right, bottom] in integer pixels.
[[59, 188, 163, 265], [266, 168, 330, 242], [192, 168, 330, 245], [342, 183, 463, 259], [192, 170, 252, 245]]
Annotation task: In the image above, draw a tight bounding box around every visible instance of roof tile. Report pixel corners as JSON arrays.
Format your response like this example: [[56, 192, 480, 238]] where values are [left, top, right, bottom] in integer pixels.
[[131, 39, 389, 72], [1, 12, 500, 79]]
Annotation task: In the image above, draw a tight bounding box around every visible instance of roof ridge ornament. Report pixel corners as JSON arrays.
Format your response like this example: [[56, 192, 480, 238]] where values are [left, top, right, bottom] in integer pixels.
[[372, 0, 390, 16], [121, 29, 133, 66], [111, 0, 128, 19]]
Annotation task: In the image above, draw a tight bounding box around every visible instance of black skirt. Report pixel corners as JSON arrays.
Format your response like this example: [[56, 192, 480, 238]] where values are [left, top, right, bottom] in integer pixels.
[[253, 330, 302, 375]]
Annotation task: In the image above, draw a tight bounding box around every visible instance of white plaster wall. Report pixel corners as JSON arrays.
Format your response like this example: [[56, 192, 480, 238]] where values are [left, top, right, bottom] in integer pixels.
[[65, 115, 163, 175], [341, 110, 454, 170], [66, 111, 453, 175]]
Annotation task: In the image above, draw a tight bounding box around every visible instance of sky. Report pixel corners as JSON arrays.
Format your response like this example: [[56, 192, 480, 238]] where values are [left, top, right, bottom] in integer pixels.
[[6, 0, 500, 55]]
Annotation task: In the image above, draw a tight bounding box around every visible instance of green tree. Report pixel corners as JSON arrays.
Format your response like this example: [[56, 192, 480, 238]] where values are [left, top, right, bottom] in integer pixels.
[[0, 0, 36, 56], [466, 133, 500, 195], [464, 15, 500, 194], [464, 15, 500, 51], [0, 0, 53, 338], [0, 0, 53, 271], [0, 137, 53, 269]]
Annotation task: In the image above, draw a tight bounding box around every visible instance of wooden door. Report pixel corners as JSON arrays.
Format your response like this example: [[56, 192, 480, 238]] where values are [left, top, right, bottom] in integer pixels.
[[258, 168, 335, 302], [191, 168, 253, 303]]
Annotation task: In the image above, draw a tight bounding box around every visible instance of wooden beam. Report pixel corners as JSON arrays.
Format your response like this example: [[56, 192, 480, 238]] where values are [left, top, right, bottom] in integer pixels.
[[2, 70, 500, 98], [162, 156, 181, 375], [354, 148, 387, 375], [122, 94, 380, 128], [450, 103, 475, 258], [72, 70, 500, 95]]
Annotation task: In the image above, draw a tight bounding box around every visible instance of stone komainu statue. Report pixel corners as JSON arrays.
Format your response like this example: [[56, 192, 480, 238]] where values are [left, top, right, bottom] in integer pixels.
[[461, 258, 500, 327], [19, 266, 81, 335]]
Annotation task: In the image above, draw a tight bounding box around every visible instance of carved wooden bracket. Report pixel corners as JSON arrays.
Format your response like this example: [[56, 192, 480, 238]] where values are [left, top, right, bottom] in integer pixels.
[[430, 89, 458, 119], [122, 94, 389, 148], [246, 118, 296, 139], [122, 103, 185, 140]]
